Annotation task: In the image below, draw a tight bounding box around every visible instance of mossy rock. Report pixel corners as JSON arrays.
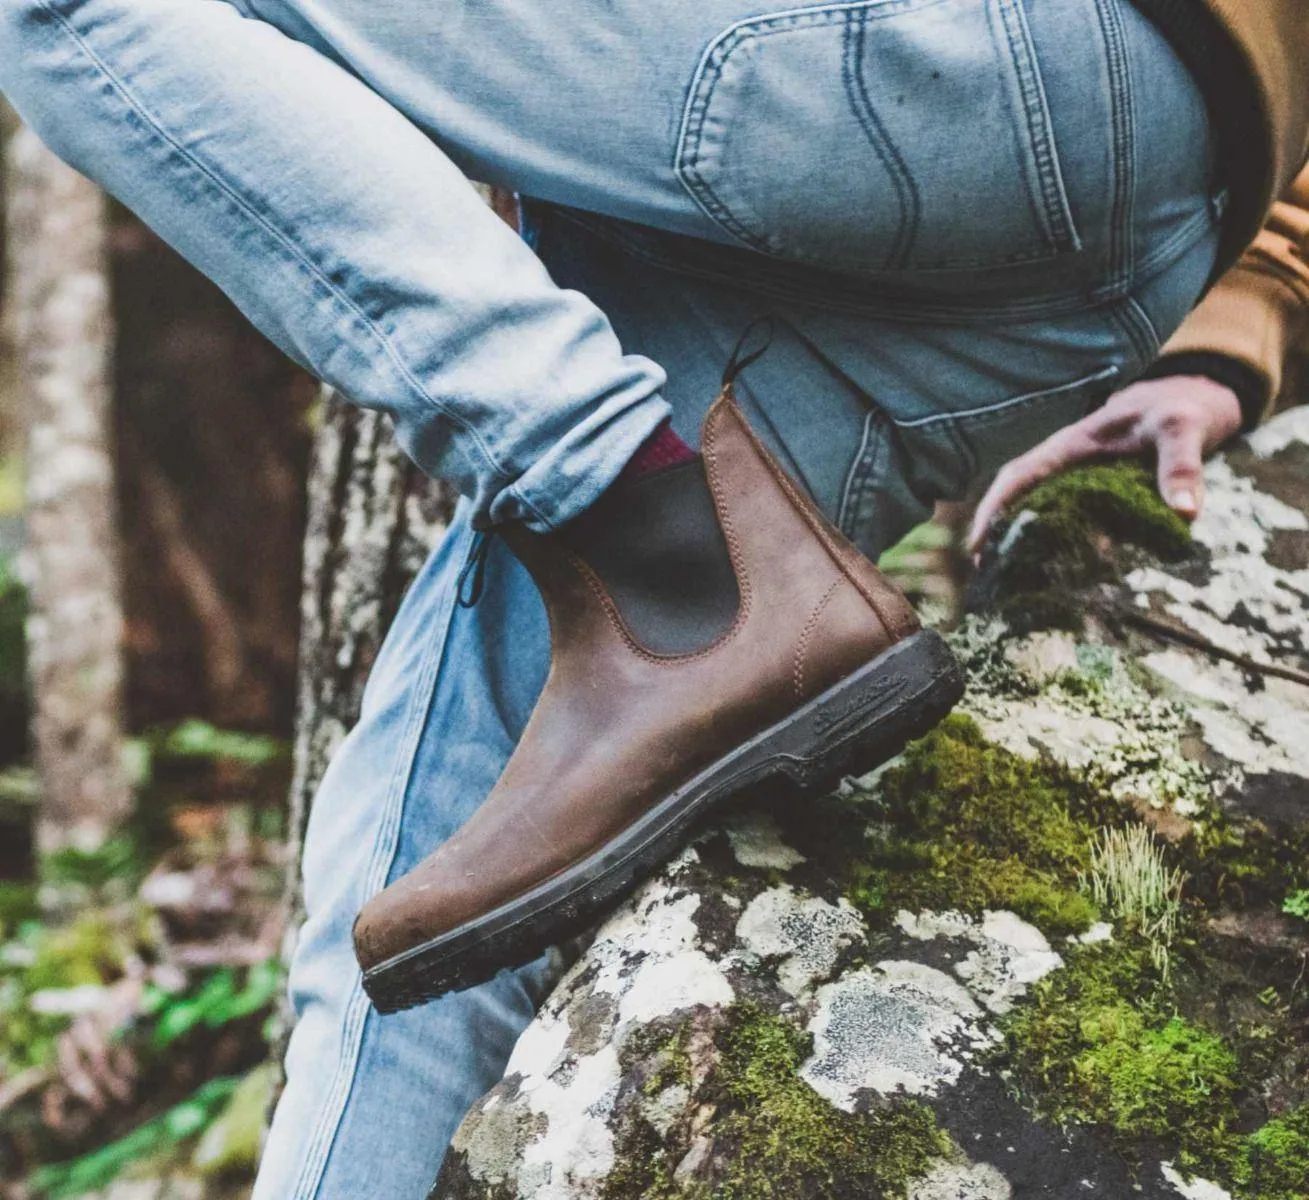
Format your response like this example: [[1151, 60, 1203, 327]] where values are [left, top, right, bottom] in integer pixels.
[[601, 1005, 949, 1200], [435, 416, 1309, 1200], [843, 713, 1116, 938], [972, 461, 1193, 631]]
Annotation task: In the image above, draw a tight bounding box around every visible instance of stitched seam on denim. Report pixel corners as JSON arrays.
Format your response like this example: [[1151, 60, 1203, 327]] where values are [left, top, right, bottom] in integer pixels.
[[995, 0, 1081, 253], [288, 560, 460, 1200], [1132, 203, 1217, 285], [36, 0, 516, 490], [837, 409, 880, 536], [1093, 0, 1137, 293], [675, 0, 949, 256], [553, 208, 1135, 325], [1103, 301, 1145, 369], [894, 365, 1120, 428], [793, 579, 843, 700], [566, 398, 753, 665], [853, 414, 892, 528], [1123, 296, 1162, 365], [844, 8, 919, 271]]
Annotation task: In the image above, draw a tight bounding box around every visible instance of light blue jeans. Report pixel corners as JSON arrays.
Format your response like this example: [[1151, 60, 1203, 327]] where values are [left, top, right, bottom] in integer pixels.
[[0, 0, 1223, 1195]]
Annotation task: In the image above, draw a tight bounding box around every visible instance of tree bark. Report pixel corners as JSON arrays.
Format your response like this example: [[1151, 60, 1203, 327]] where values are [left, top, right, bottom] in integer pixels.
[[5, 127, 130, 855], [269, 393, 450, 1074]]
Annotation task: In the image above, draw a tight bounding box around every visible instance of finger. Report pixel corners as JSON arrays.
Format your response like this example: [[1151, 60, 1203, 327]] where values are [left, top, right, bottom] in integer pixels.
[[1156, 418, 1207, 519]]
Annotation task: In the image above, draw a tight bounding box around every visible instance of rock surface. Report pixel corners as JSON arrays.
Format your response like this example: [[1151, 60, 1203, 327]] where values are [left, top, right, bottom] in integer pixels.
[[433, 411, 1309, 1200]]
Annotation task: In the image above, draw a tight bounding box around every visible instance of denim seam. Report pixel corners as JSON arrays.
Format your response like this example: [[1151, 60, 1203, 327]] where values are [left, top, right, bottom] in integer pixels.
[[288, 531, 468, 1200], [893, 365, 1120, 429], [843, 9, 918, 271], [1132, 203, 1217, 286], [994, 0, 1081, 253], [553, 208, 1132, 325], [1118, 297, 1162, 368], [1093, 0, 1137, 294], [36, 0, 515, 490], [837, 408, 882, 537]]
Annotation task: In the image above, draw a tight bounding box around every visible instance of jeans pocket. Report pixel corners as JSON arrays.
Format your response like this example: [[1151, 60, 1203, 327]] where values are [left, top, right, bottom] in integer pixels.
[[937, 364, 1120, 483], [677, 0, 1082, 274]]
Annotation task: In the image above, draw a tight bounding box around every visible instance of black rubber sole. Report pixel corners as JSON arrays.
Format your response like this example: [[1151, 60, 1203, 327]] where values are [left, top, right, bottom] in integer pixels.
[[362, 627, 964, 1014]]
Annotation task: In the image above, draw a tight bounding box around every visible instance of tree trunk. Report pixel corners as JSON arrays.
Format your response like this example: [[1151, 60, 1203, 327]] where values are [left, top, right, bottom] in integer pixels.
[[434, 408, 1309, 1200], [5, 127, 130, 855], [269, 393, 450, 1069]]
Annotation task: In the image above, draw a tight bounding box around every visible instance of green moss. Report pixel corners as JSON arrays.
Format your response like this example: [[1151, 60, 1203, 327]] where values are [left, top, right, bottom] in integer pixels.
[[846, 714, 1117, 937], [1071, 1011, 1238, 1138], [998, 923, 1307, 1198], [1239, 1105, 1309, 1200], [999, 939, 1250, 1179], [603, 1005, 950, 1200], [1020, 462, 1192, 560], [985, 462, 1192, 630]]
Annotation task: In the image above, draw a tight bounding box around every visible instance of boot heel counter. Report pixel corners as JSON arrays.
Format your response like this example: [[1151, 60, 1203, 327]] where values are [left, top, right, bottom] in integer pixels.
[[793, 578, 894, 701], [839, 553, 921, 642], [707, 391, 920, 642]]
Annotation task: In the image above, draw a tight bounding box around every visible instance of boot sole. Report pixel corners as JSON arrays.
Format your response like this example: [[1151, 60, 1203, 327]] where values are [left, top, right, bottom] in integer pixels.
[[362, 627, 964, 1013]]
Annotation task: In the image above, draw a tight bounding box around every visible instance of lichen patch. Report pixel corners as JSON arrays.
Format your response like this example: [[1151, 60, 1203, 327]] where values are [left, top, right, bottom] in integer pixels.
[[516, 1044, 621, 1200], [801, 962, 986, 1108], [895, 909, 1063, 1016], [734, 885, 865, 996], [909, 1159, 1014, 1199], [1142, 649, 1309, 781], [1161, 1163, 1234, 1200], [723, 810, 807, 870]]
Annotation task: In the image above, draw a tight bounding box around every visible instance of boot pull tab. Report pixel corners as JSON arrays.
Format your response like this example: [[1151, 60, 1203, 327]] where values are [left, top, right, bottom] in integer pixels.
[[457, 529, 494, 608], [721, 315, 776, 389]]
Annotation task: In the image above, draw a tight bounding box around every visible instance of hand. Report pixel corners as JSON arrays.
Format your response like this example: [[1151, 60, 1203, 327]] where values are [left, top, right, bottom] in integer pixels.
[[966, 374, 1244, 559]]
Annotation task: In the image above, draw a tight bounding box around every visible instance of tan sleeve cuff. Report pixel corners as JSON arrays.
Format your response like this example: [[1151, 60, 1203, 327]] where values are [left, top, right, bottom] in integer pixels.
[[1159, 258, 1304, 424]]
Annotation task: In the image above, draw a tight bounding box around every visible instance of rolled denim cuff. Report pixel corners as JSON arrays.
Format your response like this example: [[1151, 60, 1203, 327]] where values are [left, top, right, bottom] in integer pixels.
[[488, 392, 673, 532]]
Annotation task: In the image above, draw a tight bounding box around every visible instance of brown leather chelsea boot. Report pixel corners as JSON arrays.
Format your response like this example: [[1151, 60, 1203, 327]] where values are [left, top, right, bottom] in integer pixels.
[[354, 387, 963, 1013]]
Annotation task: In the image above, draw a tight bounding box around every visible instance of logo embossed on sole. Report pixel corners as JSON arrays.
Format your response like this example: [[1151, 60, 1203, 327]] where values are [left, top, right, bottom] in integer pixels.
[[813, 673, 909, 736]]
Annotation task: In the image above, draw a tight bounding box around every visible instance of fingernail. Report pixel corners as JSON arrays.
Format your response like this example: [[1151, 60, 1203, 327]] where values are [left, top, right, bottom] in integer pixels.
[[1170, 489, 1197, 514]]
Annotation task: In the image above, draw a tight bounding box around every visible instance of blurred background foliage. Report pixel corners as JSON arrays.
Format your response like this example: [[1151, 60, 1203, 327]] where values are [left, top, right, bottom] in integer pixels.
[[0, 98, 308, 1200]]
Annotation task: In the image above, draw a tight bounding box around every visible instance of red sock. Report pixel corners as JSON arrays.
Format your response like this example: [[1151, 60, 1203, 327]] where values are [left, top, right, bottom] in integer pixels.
[[619, 421, 697, 482]]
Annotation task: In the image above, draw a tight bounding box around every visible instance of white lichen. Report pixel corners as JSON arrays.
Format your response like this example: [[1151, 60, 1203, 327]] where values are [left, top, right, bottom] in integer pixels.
[[1160, 1162, 1234, 1200], [724, 811, 807, 870], [909, 1159, 1014, 1199], [801, 962, 986, 1108], [895, 910, 1064, 1015], [734, 885, 865, 996]]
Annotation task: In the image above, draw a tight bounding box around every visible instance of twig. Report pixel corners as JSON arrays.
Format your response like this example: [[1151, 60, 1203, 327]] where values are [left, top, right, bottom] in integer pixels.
[[0, 1065, 51, 1115], [1099, 600, 1309, 689]]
